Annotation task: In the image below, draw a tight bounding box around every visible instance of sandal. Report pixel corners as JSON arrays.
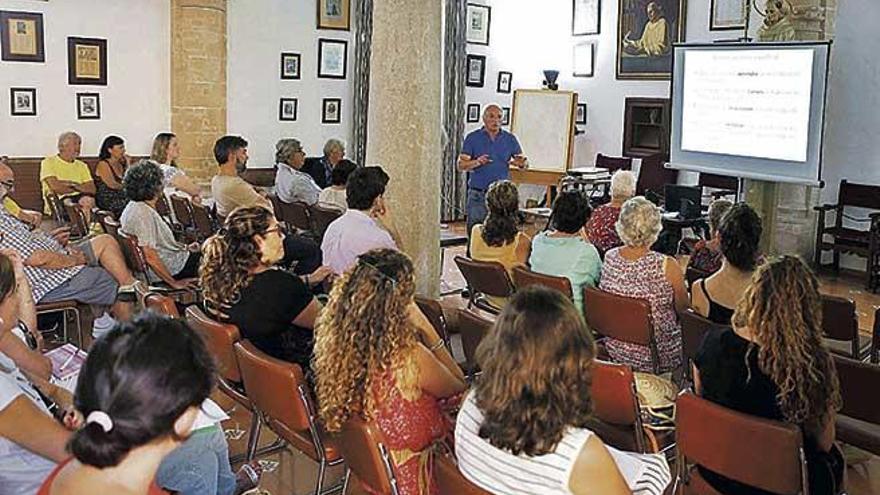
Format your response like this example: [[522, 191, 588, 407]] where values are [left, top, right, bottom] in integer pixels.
[[234, 461, 263, 495]]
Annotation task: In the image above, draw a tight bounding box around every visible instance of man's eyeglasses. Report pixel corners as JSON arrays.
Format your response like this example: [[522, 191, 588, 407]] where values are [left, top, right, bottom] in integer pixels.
[[0, 180, 13, 189]]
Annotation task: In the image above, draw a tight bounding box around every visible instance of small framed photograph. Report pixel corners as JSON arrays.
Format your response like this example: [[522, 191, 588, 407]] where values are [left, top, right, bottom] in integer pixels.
[[572, 0, 601, 36], [9, 87, 36, 116], [318, 39, 348, 79], [466, 54, 486, 87], [497, 71, 512, 93], [317, 0, 350, 31], [466, 103, 480, 123], [76, 92, 100, 120], [67, 37, 107, 86], [573, 42, 595, 77], [710, 0, 746, 30], [322, 98, 342, 124], [280, 52, 301, 80], [501, 107, 511, 126], [576, 103, 587, 125], [279, 98, 298, 121], [0, 10, 45, 62], [466, 3, 491, 45]]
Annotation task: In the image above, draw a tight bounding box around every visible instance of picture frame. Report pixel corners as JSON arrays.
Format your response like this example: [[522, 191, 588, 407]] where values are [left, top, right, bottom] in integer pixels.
[[0, 10, 45, 62], [710, 0, 746, 30], [576, 103, 587, 125], [573, 42, 595, 77], [9, 87, 36, 116], [497, 71, 512, 94], [466, 3, 491, 45], [616, 0, 687, 80], [317, 39, 348, 79], [317, 0, 350, 31], [466, 103, 480, 123], [466, 54, 486, 87], [572, 0, 601, 36], [279, 98, 298, 121], [280, 52, 301, 80], [322, 98, 342, 124], [501, 107, 511, 126], [76, 92, 100, 120], [67, 37, 108, 86]]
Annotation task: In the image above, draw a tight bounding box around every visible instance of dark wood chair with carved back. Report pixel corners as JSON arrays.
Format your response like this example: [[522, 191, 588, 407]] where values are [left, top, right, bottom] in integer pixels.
[[821, 294, 873, 360], [583, 286, 660, 373], [814, 179, 880, 291], [833, 355, 880, 456], [453, 256, 514, 314], [510, 265, 573, 300]]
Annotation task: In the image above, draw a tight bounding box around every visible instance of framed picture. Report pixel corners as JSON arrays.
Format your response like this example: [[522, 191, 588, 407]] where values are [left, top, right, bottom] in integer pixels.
[[466, 4, 491, 45], [9, 87, 36, 116], [317, 0, 350, 31], [466, 54, 486, 87], [67, 37, 108, 85], [466, 103, 480, 123], [322, 98, 342, 124], [280, 52, 301, 80], [0, 10, 45, 62], [616, 0, 687, 80], [710, 0, 745, 30], [497, 71, 512, 93], [501, 107, 511, 126], [576, 103, 587, 125], [573, 42, 595, 77], [279, 98, 298, 121], [76, 93, 100, 120], [572, 0, 601, 36], [317, 39, 348, 79]]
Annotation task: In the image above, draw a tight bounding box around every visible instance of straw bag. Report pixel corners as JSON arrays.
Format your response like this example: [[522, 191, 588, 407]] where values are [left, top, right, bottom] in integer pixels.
[[634, 372, 677, 452]]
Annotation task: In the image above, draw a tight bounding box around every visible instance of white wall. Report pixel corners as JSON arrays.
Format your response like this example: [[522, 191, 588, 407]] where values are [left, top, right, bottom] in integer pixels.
[[227, 0, 355, 168], [0, 0, 170, 157]]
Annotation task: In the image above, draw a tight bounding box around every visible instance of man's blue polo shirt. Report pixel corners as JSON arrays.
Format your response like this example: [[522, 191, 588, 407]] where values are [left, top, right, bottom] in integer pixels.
[[461, 127, 522, 191]]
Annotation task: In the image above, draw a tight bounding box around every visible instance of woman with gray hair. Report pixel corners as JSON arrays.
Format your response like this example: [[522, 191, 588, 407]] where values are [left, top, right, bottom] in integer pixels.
[[598, 196, 687, 373], [587, 170, 637, 256], [274, 138, 320, 205]]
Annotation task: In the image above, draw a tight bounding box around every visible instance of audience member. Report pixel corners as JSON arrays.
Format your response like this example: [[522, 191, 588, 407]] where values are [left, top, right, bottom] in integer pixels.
[[274, 138, 321, 205], [302, 138, 346, 188], [691, 203, 763, 324], [469, 180, 531, 274], [587, 170, 636, 256], [201, 206, 329, 372], [455, 287, 671, 495], [40, 132, 96, 224], [93, 135, 130, 218], [599, 196, 686, 372], [317, 160, 356, 210], [38, 313, 214, 495], [120, 161, 200, 288], [150, 132, 203, 203], [686, 199, 733, 277], [694, 256, 843, 494], [314, 249, 466, 495], [210, 135, 272, 218], [0, 250, 51, 377], [529, 191, 601, 314], [1, 157, 43, 228], [321, 166, 401, 275]]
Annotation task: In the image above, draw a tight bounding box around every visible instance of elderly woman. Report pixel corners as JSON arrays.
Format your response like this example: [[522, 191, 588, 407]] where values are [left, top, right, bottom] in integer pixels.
[[598, 196, 687, 373], [587, 170, 636, 256], [119, 160, 200, 289], [685, 199, 733, 277], [150, 132, 203, 204], [274, 138, 321, 205], [303, 138, 346, 188]]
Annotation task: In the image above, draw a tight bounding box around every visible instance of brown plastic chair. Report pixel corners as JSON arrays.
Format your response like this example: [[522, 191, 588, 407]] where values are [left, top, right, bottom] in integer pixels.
[[434, 455, 492, 495], [169, 193, 195, 230], [588, 360, 649, 453], [35, 300, 84, 348], [62, 198, 89, 239], [510, 265, 573, 299], [100, 214, 120, 237], [309, 203, 344, 240], [45, 193, 67, 224], [583, 286, 660, 373], [271, 194, 312, 231], [234, 340, 344, 494], [679, 309, 718, 388], [335, 417, 398, 495], [155, 193, 172, 219], [415, 296, 451, 344], [457, 309, 494, 377], [190, 201, 218, 240], [113, 229, 199, 303], [685, 266, 711, 289], [454, 256, 514, 314], [93, 210, 115, 233], [833, 355, 880, 455], [143, 292, 180, 318], [821, 294, 872, 360], [675, 393, 809, 495]]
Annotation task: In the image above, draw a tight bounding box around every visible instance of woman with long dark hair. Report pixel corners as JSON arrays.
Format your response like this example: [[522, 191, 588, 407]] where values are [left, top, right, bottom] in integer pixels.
[[94, 135, 129, 217]]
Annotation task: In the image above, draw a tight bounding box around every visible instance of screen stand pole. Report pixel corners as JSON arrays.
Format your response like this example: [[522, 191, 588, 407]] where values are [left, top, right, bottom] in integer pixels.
[[740, 0, 753, 42]]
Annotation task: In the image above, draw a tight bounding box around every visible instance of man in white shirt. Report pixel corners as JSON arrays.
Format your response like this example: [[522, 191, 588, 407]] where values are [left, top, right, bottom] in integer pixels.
[[274, 138, 321, 205]]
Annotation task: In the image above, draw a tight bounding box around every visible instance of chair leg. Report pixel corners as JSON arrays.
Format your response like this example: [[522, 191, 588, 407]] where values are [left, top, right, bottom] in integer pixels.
[[245, 413, 262, 462], [341, 469, 351, 495], [314, 458, 326, 495]]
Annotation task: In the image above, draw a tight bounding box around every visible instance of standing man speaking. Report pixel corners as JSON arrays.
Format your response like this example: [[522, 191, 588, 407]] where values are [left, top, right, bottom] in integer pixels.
[[457, 104, 528, 235]]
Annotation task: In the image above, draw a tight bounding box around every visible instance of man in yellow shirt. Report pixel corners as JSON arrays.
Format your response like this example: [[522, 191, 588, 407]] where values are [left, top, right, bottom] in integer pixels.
[[40, 131, 96, 223], [623, 2, 669, 57]]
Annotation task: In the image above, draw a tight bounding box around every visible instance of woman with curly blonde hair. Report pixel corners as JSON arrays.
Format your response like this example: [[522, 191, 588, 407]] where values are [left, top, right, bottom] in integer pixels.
[[694, 255, 843, 494], [313, 249, 465, 495]]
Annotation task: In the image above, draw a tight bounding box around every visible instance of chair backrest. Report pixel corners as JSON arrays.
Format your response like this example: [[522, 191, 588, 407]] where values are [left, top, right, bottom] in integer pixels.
[[155, 193, 172, 219], [635, 152, 676, 197], [101, 214, 120, 237], [114, 231, 150, 277], [414, 296, 449, 343], [583, 286, 653, 346], [435, 455, 492, 495], [45, 193, 67, 224], [838, 179, 880, 211], [676, 393, 807, 495], [590, 360, 640, 426], [185, 306, 244, 383], [685, 265, 711, 288], [821, 294, 859, 343], [458, 309, 494, 373], [62, 199, 88, 238], [833, 354, 880, 425], [309, 203, 344, 239], [169, 194, 195, 229], [274, 196, 312, 231], [143, 292, 180, 318], [189, 201, 217, 239], [454, 256, 515, 299], [510, 266, 573, 299], [595, 153, 633, 173], [680, 309, 717, 363], [336, 417, 398, 495]]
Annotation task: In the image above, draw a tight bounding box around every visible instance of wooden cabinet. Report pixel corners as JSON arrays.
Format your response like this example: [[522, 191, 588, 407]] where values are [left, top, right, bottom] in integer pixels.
[[623, 97, 671, 158]]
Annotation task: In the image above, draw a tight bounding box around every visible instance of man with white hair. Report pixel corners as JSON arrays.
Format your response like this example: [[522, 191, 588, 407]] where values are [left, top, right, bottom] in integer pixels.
[[40, 131, 96, 224], [302, 138, 347, 188], [586, 170, 637, 255]]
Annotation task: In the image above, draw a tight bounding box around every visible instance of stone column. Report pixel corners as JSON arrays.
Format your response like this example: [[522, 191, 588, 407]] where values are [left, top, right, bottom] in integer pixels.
[[366, 0, 442, 296], [170, 0, 227, 182]]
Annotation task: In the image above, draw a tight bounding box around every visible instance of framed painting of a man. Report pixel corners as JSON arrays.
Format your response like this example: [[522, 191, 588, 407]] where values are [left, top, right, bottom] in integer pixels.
[[616, 0, 687, 80]]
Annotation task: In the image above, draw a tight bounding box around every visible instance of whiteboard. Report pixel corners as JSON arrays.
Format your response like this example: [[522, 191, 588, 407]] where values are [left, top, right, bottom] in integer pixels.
[[511, 90, 576, 173]]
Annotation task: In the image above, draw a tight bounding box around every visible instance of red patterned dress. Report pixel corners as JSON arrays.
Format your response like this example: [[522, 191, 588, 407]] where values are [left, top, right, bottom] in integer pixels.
[[586, 204, 623, 256], [598, 248, 682, 373]]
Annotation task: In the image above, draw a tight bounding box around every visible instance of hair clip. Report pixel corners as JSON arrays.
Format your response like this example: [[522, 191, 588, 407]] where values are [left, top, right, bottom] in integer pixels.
[[86, 410, 114, 433], [359, 260, 398, 288]]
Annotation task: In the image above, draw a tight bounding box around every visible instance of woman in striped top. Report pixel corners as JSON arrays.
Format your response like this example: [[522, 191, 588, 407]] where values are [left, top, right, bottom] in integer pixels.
[[455, 286, 670, 495]]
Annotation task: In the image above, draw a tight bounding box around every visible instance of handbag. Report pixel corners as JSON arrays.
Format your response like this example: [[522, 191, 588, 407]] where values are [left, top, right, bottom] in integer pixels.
[[633, 372, 677, 452]]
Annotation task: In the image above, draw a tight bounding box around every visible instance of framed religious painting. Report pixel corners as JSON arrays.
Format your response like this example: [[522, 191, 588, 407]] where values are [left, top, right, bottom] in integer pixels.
[[616, 0, 687, 80], [76, 93, 101, 120], [322, 98, 342, 124], [466, 3, 491, 45], [572, 0, 601, 36], [466, 103, 480, 123], [0, 10, 45, 62], [67, 37, 108, 85], [280, 52, 301, 80], [279, 98, 298, 121], [576, 103, 587, 125], [497, 71, 512, 93], [317, 0, 350, 31], [466, 54, 486, 87], [710, 0, 746, 30], [10, 87, 36, 116], [317, 39, 348, 79], [501, 107, 511, 126]]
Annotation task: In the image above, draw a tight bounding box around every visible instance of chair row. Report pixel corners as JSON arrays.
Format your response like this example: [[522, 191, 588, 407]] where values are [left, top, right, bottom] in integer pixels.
[[267, 193, 343, 241]]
